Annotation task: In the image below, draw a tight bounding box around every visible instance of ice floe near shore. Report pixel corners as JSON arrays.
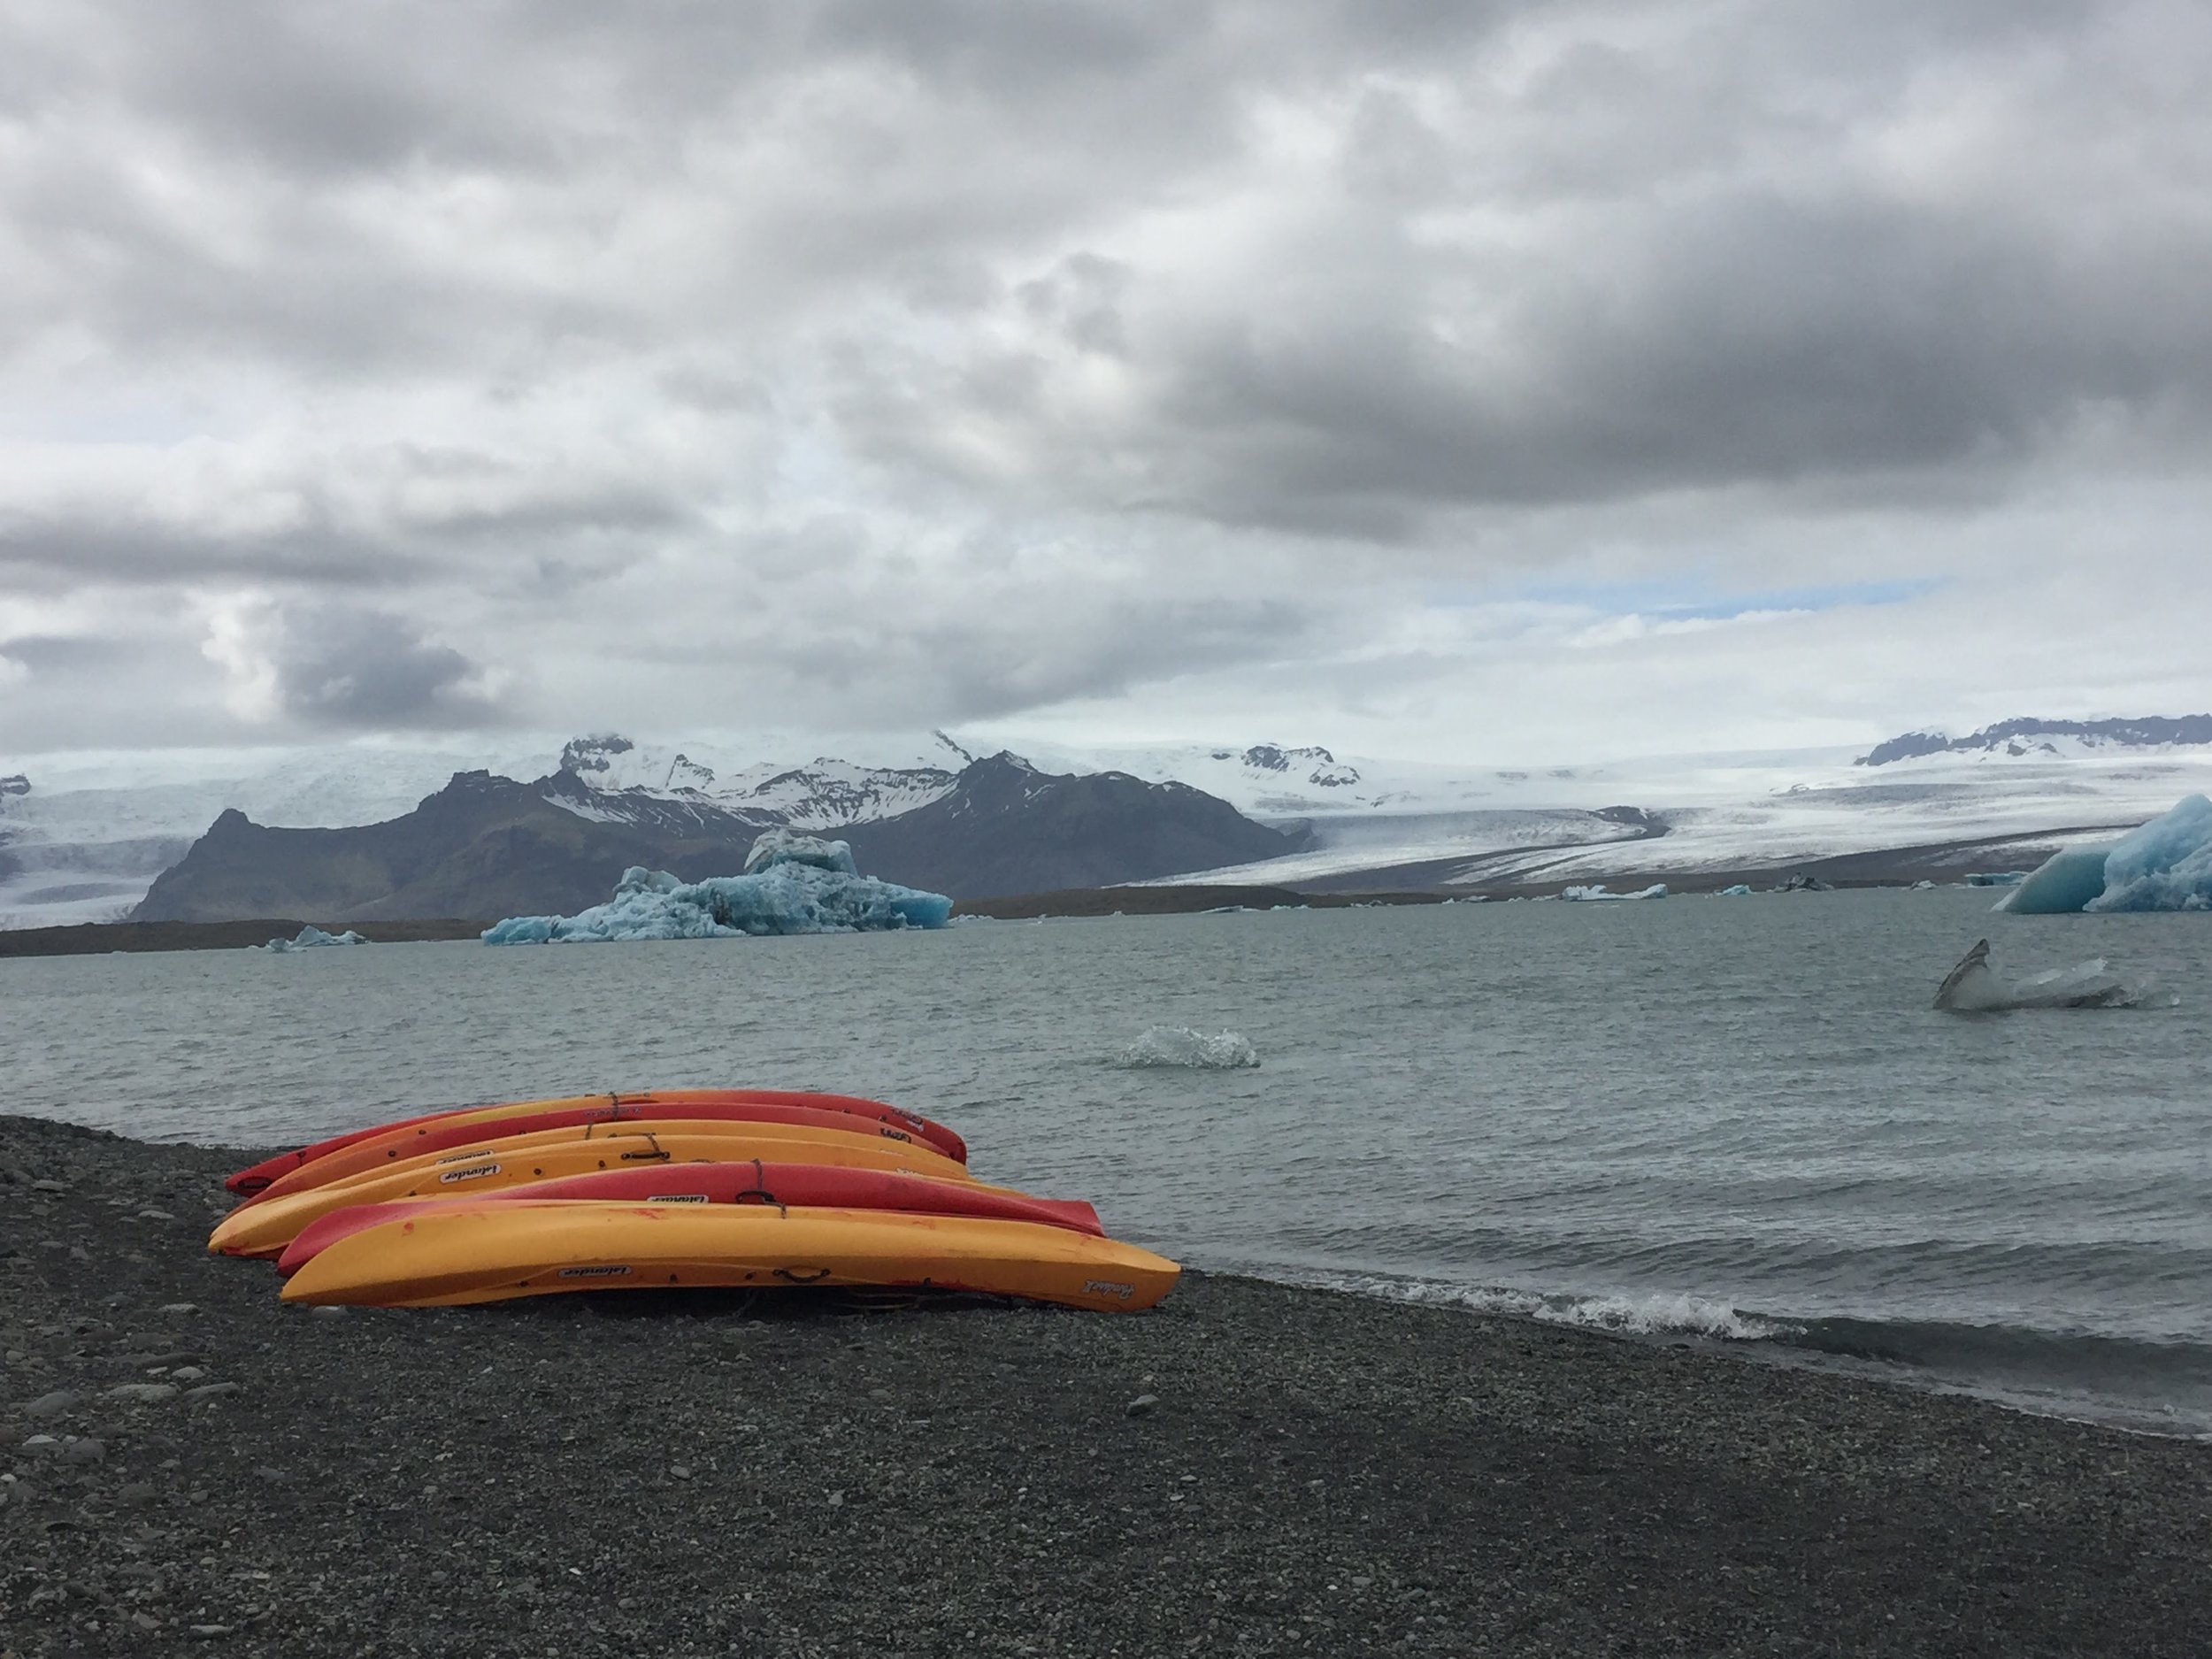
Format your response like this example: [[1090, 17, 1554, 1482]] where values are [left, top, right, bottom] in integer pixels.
[[481, 833, 952, 943], [2001, 795, 2212, 914]]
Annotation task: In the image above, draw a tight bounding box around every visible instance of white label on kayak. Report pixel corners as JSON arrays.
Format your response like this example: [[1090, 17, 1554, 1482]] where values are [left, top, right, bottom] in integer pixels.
[[438, 1163, 500, 1184], [646, 1194, 710, 1203], [434, 1148, 495, 1164], [557, 1264, 631, 1279], [1083, 1280, 1135, 1300]]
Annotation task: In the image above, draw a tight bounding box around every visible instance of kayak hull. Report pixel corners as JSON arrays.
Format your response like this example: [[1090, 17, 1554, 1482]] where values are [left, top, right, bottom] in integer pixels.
[[242, 1100, 948, 1206], [223, 1087, 965, 1193], [280, 1203, 1179, 1312], [274, 1162, 1104, 1275], [209, 1128, 973, 1259]]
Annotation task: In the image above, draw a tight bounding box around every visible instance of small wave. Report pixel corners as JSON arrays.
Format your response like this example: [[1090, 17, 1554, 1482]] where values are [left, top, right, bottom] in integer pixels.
[[1115, 1026, 1260, 1069], [1304, 1271, 1785, 1341]]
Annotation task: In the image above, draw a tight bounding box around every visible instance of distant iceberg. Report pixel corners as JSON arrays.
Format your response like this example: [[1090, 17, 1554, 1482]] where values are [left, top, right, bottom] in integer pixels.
[[258, 925, 367, 952], [482, 833, 953, 943], [1560, 883, 1667, 902], [1714, 884, 1754, 897], [1965, 871, 2027, 887], [2000, 795, 2212, 914]]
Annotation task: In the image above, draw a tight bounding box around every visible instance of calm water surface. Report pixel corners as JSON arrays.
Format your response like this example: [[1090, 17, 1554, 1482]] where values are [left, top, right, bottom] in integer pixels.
[[6, 889, 2208, 1435]]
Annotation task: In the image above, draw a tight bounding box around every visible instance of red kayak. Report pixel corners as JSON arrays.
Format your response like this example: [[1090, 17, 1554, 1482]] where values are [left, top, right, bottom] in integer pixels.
[[235, 1099, 959, 1210], [224, 1088, 966, 1194], [273, 1160, 1105, 1276]]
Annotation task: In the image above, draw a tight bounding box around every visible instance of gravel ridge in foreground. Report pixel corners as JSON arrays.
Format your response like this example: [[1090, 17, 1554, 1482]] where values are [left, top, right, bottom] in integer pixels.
[[3, 1114, 2208, 1658]]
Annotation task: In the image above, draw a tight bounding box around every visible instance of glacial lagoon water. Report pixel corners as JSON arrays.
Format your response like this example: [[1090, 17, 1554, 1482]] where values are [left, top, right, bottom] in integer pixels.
[[5, 888, 2209, 1436]]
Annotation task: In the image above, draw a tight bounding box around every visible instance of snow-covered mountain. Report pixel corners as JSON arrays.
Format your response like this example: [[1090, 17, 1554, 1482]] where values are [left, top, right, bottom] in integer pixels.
[[552, 733, 965, 831], [7, 716, 2212, 926], [1856, 716, 2212, 766]]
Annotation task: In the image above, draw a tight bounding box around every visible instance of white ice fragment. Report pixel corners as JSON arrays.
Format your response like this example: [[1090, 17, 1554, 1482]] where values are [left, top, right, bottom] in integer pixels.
[[1115, 1026, 1260, 1069], [740, 829, 860, 878], [1933, 938, 2160, 1011]]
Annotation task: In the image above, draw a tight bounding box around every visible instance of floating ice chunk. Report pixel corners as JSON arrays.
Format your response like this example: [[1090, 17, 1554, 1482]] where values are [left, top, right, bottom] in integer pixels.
[[1999, 846, 2114, 914], [1933, 938, 2159, 1011], [482, 857, 952, 944], [258, 925, 367, 952], [2086, 793, 2212, 912], [1115, 1026, 1260, 1069], [1965, 871, 2027, 887], [1560, 883, 1667, 902], [741, 829, 860, 878], [2001, 795, 2212, 913], [1714, 884, 1754, 897]]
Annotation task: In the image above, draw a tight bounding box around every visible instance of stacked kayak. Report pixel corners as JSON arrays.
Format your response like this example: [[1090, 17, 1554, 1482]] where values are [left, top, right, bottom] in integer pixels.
[[209, 1088, 1177, 1314]]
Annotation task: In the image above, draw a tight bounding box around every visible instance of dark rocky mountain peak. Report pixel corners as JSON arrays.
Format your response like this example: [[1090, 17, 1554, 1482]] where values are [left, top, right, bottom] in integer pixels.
[[667, 753, 717, 792], [840, 753, 1310, 900], [131, 749, 1305, 921], [1238, 743, 1358, 788], [1858, 715, 2212, 766], [557, 733, 637, 775], [0, 773, 28, 797]]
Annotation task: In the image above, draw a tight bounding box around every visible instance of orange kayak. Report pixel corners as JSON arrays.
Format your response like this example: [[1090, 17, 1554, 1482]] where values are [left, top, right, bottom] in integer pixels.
[[239, 1099, 950, 1206], [274, 1159, 1105, 1276], [209, 1128, 981, 1259], [223, 1087, 966, 1193], [280, 1202, 1180, 1312]]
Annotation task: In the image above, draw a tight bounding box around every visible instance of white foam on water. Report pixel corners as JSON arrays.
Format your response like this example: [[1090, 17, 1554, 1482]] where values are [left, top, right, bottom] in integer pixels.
[[1301, 1271, 1789, 1342], [1115, 1025, 1261, 1069]]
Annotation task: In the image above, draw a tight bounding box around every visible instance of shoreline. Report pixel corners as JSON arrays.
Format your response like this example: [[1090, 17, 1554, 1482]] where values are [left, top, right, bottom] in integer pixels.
[[0, 851, 2024, 956], [4, 1115, 2209, 1656]]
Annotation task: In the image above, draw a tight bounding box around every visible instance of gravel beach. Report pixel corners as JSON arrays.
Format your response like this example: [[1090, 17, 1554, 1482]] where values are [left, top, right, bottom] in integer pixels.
[[4, 1113, 2208, 1658]]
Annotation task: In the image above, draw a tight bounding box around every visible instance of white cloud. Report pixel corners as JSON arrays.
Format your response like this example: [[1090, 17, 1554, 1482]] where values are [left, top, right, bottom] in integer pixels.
[[2, 0, 2208, 764]]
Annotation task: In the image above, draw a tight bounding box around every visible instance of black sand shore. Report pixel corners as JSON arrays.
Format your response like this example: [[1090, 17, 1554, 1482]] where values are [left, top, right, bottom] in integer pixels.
[[4, 1116, 2208, 1658]]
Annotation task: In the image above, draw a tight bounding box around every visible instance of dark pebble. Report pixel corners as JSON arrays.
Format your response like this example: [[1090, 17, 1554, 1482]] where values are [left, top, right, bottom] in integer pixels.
[[0, 1110, 2208, 1659]]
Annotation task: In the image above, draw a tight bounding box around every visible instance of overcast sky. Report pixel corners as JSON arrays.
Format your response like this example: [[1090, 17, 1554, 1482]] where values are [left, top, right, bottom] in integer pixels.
[[4, 0, 2209, 770]]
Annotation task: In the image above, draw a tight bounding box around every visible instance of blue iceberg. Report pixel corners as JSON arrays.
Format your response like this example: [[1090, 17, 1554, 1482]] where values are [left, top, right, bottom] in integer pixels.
[[1560, 883, 1668, 902], [2001, 795, 2212, 914], [482, 833, 953, 943], [1714, 884, 1754, 897], [258, 925, 368, 951]]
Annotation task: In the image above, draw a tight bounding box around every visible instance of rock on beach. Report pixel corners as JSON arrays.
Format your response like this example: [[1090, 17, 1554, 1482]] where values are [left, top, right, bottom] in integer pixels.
[[2, 1111, 2209, 1657]]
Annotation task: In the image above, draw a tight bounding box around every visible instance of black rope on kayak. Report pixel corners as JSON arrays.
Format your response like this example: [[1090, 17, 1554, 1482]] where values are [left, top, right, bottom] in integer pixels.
[[733, 1157, 786, 1216]]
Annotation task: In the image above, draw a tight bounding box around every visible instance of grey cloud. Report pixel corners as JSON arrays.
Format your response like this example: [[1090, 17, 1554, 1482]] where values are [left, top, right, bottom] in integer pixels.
[[0, 456, 695, 594], [819, 4, 2212, 535], [271, 606, 498, 729], [3, 0, 2207, 755], [0, 519, 419, 591]]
